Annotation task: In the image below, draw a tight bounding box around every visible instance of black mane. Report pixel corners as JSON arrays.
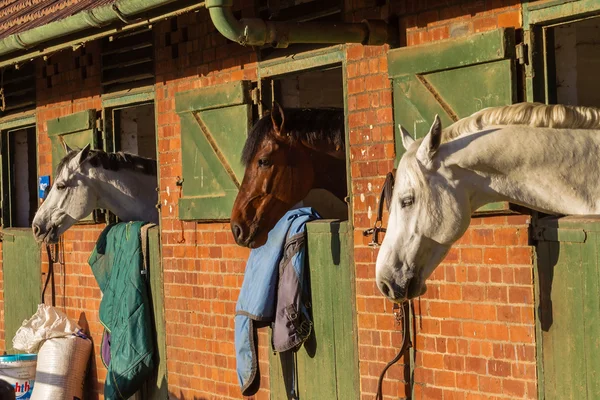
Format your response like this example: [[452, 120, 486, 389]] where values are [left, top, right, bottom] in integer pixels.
[[56, 148, 157, 176], [241, 108, 345, 166]]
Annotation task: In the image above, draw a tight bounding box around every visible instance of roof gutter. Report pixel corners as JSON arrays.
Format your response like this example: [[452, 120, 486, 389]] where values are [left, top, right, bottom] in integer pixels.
[[0, 0, 182, 57], [205, 0, 395, 48]]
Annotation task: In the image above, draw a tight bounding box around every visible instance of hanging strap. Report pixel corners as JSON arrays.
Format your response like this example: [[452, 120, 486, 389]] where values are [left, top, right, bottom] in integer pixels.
[[42, 243, 57, 306], [375, 301, 412, 400], [363, 171, 395, 247]]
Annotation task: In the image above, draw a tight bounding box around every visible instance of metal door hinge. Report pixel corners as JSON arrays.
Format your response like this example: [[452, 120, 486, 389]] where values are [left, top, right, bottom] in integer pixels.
[[516, 43, 529, 65], [533, 226, 586, 243], [95, 117, 104, 132]]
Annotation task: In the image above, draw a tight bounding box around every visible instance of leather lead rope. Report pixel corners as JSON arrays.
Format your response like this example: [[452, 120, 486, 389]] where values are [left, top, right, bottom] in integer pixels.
[[363, 170, 414, 399], [42, 243, 56, 306], [375, 301, 412, 400]]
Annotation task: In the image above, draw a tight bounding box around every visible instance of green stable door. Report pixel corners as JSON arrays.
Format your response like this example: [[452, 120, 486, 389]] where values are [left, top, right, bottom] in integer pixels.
[[535, 216, 600, 400], [0, 121, 41, 353], [270, 220, 359, 400]]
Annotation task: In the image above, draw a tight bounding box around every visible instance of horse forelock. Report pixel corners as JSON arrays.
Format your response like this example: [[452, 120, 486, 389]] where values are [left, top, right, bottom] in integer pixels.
[[56, 149, 157, 177], [441, 102, 600, 143], [241, 108, 345, 167]]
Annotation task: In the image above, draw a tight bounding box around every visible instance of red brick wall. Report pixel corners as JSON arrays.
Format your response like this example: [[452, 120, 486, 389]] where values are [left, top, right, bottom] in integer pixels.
[[0, 1, 540, 400], [153, 8, 264, 400], [346, 2, 534, 400], [35, 41, 108, 397]]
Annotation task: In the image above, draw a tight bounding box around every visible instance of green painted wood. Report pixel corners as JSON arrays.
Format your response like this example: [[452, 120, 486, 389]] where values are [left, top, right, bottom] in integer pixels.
[[523, 0, 600, 29], [0, 114, 36, 131], [563, 242, 585, 399], [102, 89, 154, 109], [327, 221, 360, 400], [259, 46, 345, 78], [536, 216, 600, 399], [583, 232, 600, 399], [47, 109, 95, 137], [3, 229, 41, 353], [176, 83, 251, 221], [535, 227, 587, 243], [388, 28, 515, 78], [389, 29, 516, 214], [175, 81, 251, 114], [144, 226, 169, 399], [297, 221, 338, 400], [269, 220, 359, 400]]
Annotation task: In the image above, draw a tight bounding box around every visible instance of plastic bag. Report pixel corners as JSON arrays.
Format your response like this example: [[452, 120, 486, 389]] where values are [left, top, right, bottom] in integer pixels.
[[30, 335, 92, 400], [12, 304, 82, 353]]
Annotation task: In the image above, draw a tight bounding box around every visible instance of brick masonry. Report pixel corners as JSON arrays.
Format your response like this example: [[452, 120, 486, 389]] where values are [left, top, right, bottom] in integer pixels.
[[0, 1, 539, 399]]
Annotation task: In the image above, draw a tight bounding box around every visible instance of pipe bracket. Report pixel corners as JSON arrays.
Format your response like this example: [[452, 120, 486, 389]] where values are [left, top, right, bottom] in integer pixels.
[[112, 4, 132, 24], [82, 10, 104, 28]]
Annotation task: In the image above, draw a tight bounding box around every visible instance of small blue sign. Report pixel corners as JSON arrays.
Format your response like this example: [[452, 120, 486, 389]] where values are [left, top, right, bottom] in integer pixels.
[[39, 175, 50, 200]]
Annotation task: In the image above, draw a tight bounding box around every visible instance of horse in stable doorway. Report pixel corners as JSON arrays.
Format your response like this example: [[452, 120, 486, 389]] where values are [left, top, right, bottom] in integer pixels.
[[376, 102, 600, 302], [230, 102, 348, 248], [32, 140, 158, 243]]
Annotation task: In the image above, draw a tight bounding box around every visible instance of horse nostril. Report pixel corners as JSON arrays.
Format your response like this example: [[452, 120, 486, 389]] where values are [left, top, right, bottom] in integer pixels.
[[231, 223, 244, 242], [380, 282, 391, 298], [32, 224, 41, 237], [377, 278, 404, 302]]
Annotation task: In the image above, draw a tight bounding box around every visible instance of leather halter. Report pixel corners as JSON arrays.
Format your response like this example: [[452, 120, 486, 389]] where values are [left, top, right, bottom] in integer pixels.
[[361, 170, 414, 400]]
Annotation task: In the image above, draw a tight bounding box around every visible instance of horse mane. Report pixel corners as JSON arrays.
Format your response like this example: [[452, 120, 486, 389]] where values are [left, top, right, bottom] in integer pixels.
[[241, 108, 345, 166], [56, 148, 157, 176], [442, 102, 600, 143]]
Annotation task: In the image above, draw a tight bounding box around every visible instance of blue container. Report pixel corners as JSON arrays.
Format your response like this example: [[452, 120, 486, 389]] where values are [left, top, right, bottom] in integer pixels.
[[0, 354, 37, 400]]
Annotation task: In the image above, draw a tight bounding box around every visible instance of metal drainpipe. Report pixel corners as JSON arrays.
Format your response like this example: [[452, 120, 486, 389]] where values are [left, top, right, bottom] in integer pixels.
[[0, 0, 181, 57], [205, 0, 395, 48]]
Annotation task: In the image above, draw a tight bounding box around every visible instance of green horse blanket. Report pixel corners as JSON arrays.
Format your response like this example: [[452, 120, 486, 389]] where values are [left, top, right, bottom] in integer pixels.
[[88, 222, 155, 399]]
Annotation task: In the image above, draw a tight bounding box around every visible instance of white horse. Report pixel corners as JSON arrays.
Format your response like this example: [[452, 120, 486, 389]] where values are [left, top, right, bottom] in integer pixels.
[[376, 102, 600, 302], [32, 141, 159, 243]]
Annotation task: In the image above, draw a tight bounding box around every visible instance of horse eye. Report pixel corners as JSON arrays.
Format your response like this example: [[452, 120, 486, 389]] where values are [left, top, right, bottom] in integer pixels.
[[401, 196, 414, 208], [258, 158, 271, 168], [56, 183, 66, 190]]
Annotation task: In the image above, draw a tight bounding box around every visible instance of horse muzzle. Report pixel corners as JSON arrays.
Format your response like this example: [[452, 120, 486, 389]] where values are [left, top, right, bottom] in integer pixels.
[[32, 223, 59, 244]]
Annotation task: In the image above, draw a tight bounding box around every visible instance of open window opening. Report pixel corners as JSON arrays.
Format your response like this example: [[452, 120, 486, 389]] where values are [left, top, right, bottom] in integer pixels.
[[108, 103, 157, 158], [262, 66, 349, 221], [2, 126, 37, 228], [104, 102, 158, 222], [547, 16, 600, 107]]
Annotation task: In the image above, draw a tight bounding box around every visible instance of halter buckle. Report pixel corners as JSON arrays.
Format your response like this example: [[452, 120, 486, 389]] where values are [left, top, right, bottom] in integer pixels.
[[363, 222, 386, 247]]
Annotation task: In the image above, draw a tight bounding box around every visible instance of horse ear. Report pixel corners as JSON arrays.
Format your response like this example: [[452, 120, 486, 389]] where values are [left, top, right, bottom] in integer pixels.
[[76, 143, 91, 165], [399, 124, 415, 150], [59, 136, 73, 154], [271, 101, 285, 135], [416, 115, 442, 166]]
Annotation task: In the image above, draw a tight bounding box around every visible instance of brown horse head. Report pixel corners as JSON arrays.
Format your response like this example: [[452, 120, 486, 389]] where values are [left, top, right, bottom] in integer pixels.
[[230, 102, 347, 248]]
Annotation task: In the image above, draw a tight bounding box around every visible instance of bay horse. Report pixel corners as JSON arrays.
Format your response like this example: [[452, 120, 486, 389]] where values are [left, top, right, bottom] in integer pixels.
[[376, 102, 600, 302], [32, 141, 158, 243], [230, 102, 347, 248]]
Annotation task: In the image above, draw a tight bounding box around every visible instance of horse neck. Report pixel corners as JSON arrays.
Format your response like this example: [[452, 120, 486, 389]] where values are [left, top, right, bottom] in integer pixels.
[[445, 126, 600, 215], [92, 168, 159, 223], [309, 149, 347, 201]]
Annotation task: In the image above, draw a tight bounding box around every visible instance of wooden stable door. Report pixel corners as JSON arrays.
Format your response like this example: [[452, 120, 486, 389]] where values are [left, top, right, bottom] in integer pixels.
[[535, 216, 600, 400], [3, 231, 40, 353], [270, 220, 360, 400]]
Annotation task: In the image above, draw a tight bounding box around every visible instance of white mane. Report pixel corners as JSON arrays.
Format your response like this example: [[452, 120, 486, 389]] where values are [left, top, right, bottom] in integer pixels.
[[442, 102, 600, 143]]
